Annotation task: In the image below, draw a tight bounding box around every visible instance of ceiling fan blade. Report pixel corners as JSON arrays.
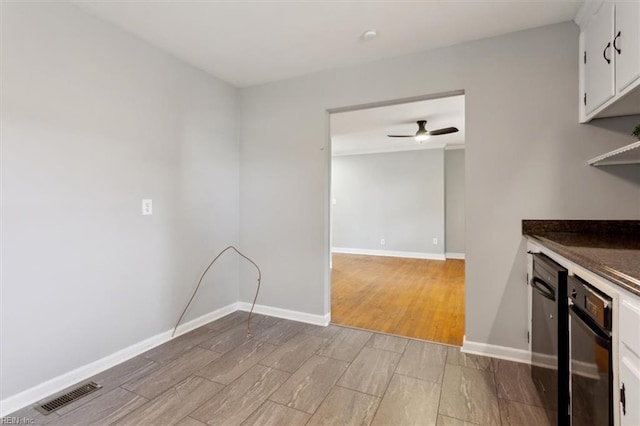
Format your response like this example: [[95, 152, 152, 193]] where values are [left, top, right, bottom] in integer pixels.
[[387, 135, 416, 138], [428, 127, 459, 136]]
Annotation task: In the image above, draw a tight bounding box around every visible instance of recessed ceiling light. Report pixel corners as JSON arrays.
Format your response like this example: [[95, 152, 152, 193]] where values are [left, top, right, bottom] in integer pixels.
[[362, 30, 377, 41]]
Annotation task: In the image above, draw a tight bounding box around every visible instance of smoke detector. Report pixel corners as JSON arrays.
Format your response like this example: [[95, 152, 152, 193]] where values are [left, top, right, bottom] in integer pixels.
[[362, 30, 377, 41]]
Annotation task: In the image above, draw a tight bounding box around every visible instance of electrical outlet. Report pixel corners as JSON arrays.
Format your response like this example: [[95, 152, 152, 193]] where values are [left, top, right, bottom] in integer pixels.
[[380, 239, 385, 246], [142, 199, 153, 215], [433, 238, 438, 245]]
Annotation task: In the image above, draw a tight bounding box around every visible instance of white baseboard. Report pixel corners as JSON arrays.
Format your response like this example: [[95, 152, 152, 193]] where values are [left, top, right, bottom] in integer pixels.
[[532, 352, 599, 380], [572, 359, 600, 380], [462, 335, 531, 364], [0, 302, 238, 417], [237, 302, 330, 326], [445, 252, 465, 260], [172, 302, 239, 336], [531, 351, 557, 369], [463, 338, 598, 379], [332, 247, 445, 261], [0, 301, 330, 416]]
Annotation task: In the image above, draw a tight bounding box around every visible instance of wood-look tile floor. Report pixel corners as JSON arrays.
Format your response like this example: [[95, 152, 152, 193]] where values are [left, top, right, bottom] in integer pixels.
[[331, 254, 465, 345], [5, 312, 551, 426]]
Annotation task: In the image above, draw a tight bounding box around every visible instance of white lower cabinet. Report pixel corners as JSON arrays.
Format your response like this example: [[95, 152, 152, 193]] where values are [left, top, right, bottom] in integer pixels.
[[619, 345, 640, 426], [619, 295, 640, 425], [527, 239, 640, 425]]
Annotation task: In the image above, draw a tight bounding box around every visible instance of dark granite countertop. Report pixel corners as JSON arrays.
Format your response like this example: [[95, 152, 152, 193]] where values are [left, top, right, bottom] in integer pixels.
[[523, 220, 640, 297]]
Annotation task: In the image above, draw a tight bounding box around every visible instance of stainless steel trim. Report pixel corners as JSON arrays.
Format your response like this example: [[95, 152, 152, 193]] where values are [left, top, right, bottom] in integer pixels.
[[583, 282, 611, 309]]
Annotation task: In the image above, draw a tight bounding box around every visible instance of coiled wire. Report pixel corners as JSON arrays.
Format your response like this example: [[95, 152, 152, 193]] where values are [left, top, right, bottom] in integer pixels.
[[172, 246, 262, 338]]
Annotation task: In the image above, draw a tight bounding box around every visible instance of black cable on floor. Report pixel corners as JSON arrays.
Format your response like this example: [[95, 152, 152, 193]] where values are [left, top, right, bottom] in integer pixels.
[[171, 246, 262, 338]]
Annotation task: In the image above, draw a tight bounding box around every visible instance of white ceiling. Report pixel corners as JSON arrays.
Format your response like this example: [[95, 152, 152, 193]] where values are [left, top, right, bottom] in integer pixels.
[[74, 0, 582, 87], [331, 94, 465, 156]]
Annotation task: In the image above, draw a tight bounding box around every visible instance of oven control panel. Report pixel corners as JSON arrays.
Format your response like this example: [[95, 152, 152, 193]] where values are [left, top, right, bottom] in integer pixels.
[[569, 274, 612, 332]]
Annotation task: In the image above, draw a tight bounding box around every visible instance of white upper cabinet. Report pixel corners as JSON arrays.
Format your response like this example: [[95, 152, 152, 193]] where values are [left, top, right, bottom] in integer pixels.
[[584, 2, 615, 114], [578, 1, 640, 122], [615, 1, 640, 93]]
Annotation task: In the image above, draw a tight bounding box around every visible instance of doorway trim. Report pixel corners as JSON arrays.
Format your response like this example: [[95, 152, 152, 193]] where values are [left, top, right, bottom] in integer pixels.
[[323, 89, 466, 320]]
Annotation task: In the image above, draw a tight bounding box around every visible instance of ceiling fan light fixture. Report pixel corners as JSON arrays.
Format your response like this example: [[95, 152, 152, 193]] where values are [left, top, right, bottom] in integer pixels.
[[387, 120, 458, 140]]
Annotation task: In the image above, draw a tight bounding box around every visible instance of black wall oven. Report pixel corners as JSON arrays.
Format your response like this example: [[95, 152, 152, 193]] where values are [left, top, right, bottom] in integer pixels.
[[531, 253, 569, 425], [568, 275, 613, 426]]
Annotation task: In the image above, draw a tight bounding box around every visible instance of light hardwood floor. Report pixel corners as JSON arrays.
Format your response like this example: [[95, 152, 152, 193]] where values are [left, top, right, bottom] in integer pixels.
[[331, 254, 465, 346]]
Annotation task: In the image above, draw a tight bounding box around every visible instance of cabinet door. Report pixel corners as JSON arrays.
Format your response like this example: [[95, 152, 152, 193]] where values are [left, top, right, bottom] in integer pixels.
[[615, 1, 640, 92], [584, 3, 615, 113], [620, 347, 640, 426]]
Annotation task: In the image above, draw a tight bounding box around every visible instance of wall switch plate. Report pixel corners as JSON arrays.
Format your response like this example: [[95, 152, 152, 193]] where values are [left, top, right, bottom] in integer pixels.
[[331, 198, 337, 205], [433, 238, 438, 245], [142, 199, 153, 215], [381, 239, 385, 245]]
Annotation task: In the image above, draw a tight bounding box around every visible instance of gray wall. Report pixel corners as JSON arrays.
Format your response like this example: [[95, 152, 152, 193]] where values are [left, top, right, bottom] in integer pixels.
[[1, 3, 240, 398], [331, 150, 445, 255], [445, 149, 465, 255], [239, 22, 640, 350]]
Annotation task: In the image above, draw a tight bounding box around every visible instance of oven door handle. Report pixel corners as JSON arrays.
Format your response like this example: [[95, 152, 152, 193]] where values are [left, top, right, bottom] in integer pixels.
[[569, 304, 611, 348], [531, 277, 555, 301]]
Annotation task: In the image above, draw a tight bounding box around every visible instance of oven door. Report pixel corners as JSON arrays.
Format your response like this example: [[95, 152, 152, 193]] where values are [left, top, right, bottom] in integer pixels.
[[569, 304, 613, 426]]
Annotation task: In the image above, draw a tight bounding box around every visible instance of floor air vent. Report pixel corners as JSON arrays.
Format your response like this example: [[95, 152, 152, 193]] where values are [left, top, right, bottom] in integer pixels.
[[35, 382, 102, 415]]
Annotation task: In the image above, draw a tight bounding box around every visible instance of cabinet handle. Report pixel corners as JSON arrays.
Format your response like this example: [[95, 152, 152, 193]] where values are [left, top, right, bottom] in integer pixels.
[[603, 42, 611, 64], [614, 31, 621, 54], [621, 382, 626, 415]]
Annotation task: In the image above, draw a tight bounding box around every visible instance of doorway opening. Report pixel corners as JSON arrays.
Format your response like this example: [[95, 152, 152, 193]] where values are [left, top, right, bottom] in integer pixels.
[[328, 92, 466, 346]]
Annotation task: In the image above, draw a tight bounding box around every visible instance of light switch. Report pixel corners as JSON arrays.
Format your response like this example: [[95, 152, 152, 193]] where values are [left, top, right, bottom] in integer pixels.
[[331, 198, 337, 205], [142, 199, 153, 215]]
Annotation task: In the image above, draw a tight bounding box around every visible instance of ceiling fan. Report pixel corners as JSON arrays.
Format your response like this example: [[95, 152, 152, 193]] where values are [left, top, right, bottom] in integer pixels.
[[387, 120, 458, 142]]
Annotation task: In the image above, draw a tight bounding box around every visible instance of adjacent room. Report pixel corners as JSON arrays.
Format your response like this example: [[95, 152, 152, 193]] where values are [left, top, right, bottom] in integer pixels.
[[2, 1, 639, 425], [329, 95, 466, 345]]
